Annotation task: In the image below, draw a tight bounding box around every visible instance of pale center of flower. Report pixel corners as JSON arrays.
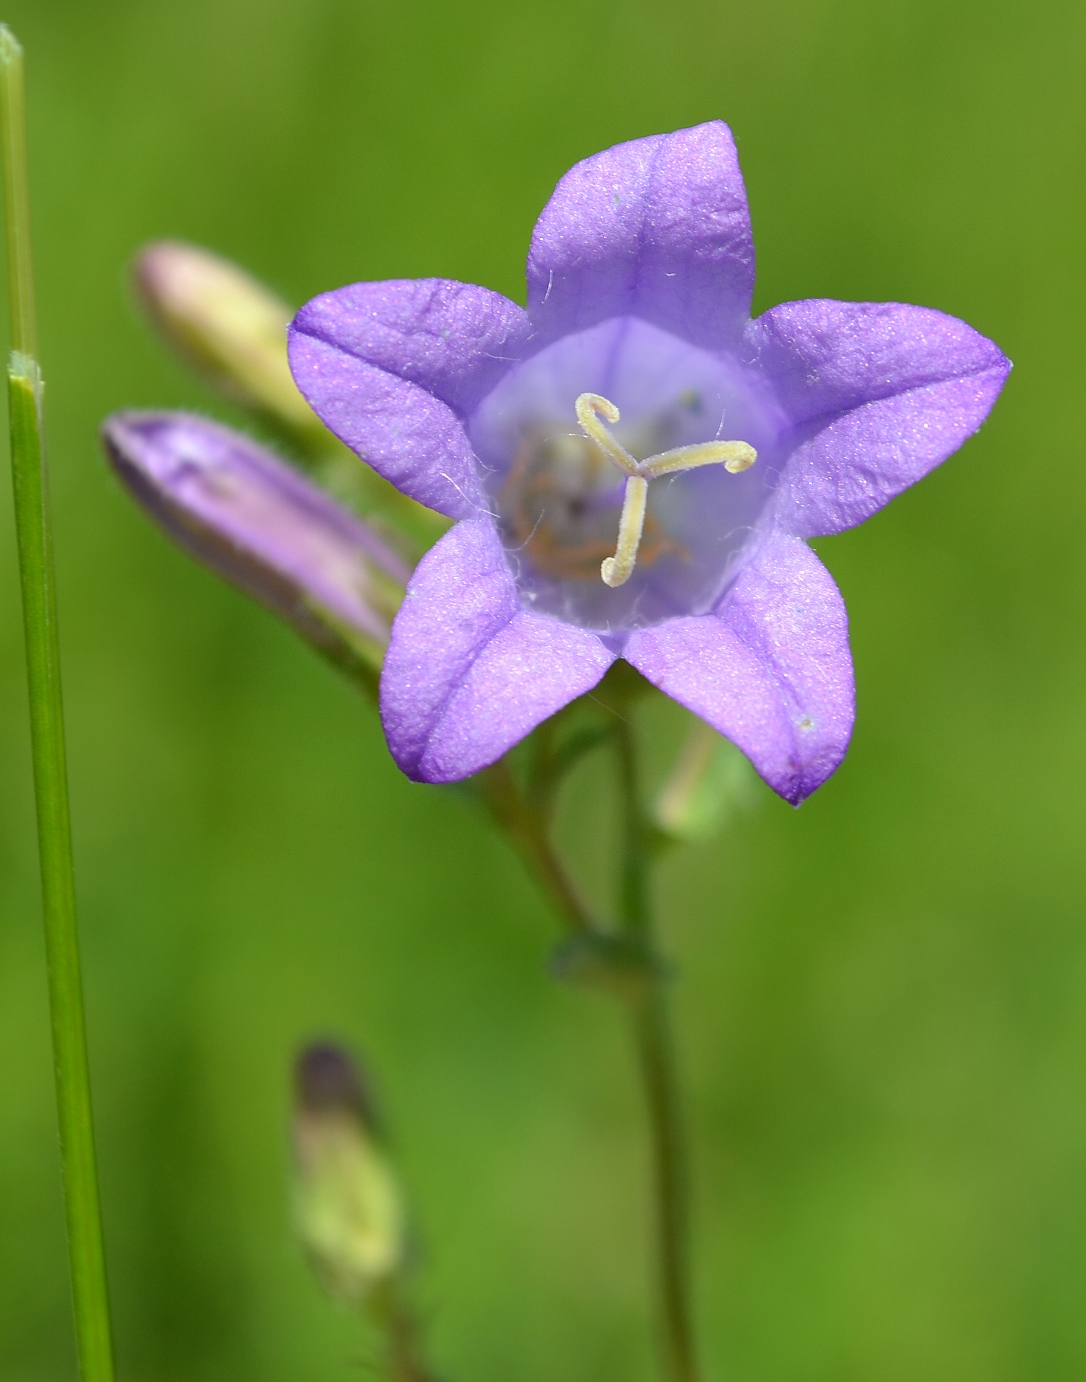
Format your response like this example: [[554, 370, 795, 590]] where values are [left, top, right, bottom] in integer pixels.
[[572, 393, 756, 587]]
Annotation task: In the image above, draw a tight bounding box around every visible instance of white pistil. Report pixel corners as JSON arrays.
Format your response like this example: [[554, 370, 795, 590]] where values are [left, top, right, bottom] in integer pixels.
[[575, 393, 640, 475], [642, 439, 757, 478], [575, 392, 757, 588]]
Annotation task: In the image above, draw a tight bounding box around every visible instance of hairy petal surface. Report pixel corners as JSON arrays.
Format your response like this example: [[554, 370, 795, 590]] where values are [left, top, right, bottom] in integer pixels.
[[381, 518, 615, 782], [624, 533, 853, 804], [289, 280, 531, 519], [527, 122, 754, 352], [747, 300, 1011, 537]]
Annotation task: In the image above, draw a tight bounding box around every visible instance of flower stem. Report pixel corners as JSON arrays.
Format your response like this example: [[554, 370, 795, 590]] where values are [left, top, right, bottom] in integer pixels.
[[476, 759, 594, 933], [630, 987, 698, 1382], [1, 29, 116, 1382], [371, 1280, 436, 1382], [615, 718, 699, 1382]]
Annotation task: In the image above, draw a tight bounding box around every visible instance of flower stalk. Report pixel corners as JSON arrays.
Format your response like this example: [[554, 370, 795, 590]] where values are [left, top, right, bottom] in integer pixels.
[[474, 758, 595, 935], [476, 682, 700, 1382], [614, 708, 698, 1382], [1, 28, 116, 1382], [633, 987, 697, 1382]]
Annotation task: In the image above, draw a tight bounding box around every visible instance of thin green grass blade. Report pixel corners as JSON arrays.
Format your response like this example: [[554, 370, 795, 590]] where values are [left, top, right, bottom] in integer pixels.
[[1, 28, 116, 1382]]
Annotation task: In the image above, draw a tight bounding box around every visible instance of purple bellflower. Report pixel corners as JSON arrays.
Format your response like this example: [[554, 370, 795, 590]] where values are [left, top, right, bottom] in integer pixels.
[[288, 122, 1009, 803]]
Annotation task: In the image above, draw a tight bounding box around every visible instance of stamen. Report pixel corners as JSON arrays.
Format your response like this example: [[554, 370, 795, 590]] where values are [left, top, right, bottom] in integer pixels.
[[574, 391, 758, 589], [601, 476, 648, 588]]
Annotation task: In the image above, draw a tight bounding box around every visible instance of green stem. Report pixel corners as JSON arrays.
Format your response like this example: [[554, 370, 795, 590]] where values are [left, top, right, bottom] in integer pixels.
[[0, 28, 33, 357], [615, 717, 699, 1382], [371, 1279, 435, 1382], [1, 29, 116, 1382], [615, 714, 652, 940], [631, 989, 698, 1382], [475, 758, 594, 933]]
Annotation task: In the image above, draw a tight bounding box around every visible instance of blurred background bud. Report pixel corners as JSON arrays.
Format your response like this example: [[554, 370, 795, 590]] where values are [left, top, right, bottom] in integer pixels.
[[133, 241, 449, 555], [292, 1043, 405, 1309], [653, 718, 758, 844], [103, 411, 410, 694], [134, 241, 322, 438]]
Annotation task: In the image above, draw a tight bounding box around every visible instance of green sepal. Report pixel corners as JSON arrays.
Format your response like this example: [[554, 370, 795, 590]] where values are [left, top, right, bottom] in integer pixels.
[[550, 930, 668, 1004]]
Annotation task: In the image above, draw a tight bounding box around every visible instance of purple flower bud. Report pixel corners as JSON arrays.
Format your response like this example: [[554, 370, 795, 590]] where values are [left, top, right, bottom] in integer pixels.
[[134, 241, 323, 437], [102, 411, 411, 686]]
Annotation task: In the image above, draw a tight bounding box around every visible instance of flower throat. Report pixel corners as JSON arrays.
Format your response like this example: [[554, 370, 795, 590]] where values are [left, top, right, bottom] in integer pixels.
[[499, 392, 756, 589]]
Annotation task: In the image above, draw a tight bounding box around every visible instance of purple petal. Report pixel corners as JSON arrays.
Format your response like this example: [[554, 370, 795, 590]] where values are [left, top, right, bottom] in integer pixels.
[[381, 517, 615, 782], [527, 122, 754, 352], [624, 532, 853, 804], [748, 300, 1011, 537], [289, 280, 531, 519]]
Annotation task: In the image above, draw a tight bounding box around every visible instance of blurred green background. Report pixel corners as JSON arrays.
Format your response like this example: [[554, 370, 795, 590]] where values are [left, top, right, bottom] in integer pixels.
[[0, 0, 1083, 1378]]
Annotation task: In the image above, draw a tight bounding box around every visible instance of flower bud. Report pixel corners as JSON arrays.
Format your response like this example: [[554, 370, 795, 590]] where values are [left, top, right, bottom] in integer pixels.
[[653, 718, 757, 843], [292, 1043, 405, 1308], [102, 411, 411, 689], [134, 241, 322, 438]]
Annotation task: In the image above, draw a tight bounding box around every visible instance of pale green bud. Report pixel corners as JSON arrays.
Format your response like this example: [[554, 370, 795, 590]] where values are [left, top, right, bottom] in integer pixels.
[[291, 1044, 405, 1307], [653, 718, 757, 843], [134, 240, 323, 439], [133, 241, 450, 555]]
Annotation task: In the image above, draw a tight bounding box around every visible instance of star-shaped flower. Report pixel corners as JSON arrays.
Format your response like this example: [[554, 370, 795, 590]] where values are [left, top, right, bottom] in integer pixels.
[[288, 122, 1009, 803]]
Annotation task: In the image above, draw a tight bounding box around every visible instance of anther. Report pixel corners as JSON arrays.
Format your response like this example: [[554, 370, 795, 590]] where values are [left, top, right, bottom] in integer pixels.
[[574, 392, 757, 589]]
